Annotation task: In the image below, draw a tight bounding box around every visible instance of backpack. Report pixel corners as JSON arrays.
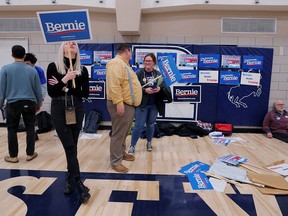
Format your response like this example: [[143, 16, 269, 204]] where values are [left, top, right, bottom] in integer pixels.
[[83, 111, 102, 133], [157, 122, 176, 136], [175, 123, 199, 137], [175, 121, 213, 137], [140, 123, 164, 139], [36, 111, 53, 134]]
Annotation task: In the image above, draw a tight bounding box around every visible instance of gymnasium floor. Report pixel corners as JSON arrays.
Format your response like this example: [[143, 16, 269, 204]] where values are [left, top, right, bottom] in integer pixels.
[[0, 128, 288, 216]]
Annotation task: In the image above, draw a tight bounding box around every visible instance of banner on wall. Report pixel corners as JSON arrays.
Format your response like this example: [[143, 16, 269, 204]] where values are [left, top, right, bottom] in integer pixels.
[[199, 54, 220, 69], [242, 56, 264, 70], [80, 50, 93, 65], [240, 72, 261, 86], [199, 70, 219, 83], [92, 66, 106, 80], [173, 85, 201, 103], [93, 51, 112, 65], [221, 55, 241, 69], [37, 9, 92, 43], [219, 71, 240, 85], [179, 70, 198, 83], [179, 54, 198, 68], [88, 81, 105, 99], [135, 51, 150, 67], [157, 52, 177, 63]]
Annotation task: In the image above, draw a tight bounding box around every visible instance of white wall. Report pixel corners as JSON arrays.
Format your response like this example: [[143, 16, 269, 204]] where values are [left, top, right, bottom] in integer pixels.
[[0, 7, 288, 124]]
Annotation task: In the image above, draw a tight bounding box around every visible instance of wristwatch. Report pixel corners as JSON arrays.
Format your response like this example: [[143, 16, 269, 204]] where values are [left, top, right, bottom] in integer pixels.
[[62, 87, 69, 93]]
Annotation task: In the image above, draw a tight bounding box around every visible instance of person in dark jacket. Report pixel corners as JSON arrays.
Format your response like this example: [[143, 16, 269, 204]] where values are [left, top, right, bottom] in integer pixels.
[[263, 100, 288, 143], [128, 53, 172, 155], [47, 41, 90, 203]]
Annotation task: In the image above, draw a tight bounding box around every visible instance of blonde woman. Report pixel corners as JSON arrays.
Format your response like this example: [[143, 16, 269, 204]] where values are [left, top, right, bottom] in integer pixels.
[[47, 41, 90, 203]]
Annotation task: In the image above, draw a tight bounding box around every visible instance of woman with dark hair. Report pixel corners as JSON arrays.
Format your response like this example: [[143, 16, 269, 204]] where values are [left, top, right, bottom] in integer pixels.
[[47, 41, 90, 203], [128, 53, 172, 155]]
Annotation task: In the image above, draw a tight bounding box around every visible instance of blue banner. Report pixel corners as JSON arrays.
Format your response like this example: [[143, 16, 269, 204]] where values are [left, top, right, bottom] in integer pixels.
[[219, 71, 240, 85], [173, 85, 201, 102], [179, 70, 198, 83], [242, 55, 264, 70], [92, 66, 106, 80], [157, 52, 177, 63], [80, 50, 93, 65], [37, 9, 92, 43], [199, 54, 220, 69], [187, 172, 214, 190], [88, 80, 105, 99], [158, 55, 181, 86], [178, 161, 210, 175]]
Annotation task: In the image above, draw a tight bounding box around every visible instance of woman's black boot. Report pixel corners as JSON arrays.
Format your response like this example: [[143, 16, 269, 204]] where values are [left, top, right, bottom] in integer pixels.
[[77, 181, 91, 203], [64, 173, 75, 194]]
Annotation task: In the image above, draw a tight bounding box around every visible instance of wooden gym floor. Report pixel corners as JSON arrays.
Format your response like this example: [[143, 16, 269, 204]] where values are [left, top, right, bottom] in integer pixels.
[[0, 128, 287, 216]]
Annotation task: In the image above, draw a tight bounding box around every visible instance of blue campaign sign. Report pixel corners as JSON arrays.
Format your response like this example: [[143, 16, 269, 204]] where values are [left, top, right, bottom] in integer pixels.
[[88, 80, 105, 99], [242, 55, 264, 70], [178, 161, 210, 175], [178, 69, 198, 83], [187, 172, 214, 190], [158, 55, 181, 86], [199, 54, 220, 69], [219, 70, 240, 85], [92, 65, 106, 80], [37, 9, 92, 43], [157, 52, 177, 63], [80, 50, 93, 65]]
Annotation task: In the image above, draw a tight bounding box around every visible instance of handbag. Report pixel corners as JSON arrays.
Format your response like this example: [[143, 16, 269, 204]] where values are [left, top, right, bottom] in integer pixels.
[[65, 94, 76, 125]]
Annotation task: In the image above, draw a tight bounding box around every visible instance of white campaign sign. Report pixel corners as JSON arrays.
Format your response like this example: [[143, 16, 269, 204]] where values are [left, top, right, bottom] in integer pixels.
[[240, 72, 261, 86]]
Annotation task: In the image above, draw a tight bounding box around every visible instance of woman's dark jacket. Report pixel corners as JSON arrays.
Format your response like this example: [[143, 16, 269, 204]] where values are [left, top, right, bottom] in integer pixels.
[[136, 68, 172, 116]]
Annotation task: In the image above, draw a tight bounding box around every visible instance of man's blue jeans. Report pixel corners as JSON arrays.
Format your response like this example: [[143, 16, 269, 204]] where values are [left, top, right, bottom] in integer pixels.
[[131, 104, 158, 147]]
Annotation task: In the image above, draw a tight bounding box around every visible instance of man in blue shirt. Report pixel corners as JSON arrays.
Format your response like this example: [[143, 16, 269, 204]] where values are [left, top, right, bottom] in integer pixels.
[[24, 53, 47, 140], [24, 53, 47, 100], [0, 45, 42, 163]]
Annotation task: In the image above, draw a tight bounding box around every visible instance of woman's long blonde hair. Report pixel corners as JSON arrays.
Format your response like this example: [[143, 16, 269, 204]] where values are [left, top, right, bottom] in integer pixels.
[[55, 41, 82, 75]]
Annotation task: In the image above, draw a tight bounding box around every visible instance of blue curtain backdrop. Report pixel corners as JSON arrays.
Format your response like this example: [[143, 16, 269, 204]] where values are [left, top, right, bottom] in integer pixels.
[[78, 43, 273, 127]]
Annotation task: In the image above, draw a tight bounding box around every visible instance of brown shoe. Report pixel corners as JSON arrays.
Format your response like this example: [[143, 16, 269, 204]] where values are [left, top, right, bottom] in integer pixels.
[[112, 164, 129, 173], [26, 152, 38, 161], [123, 152, 135, 161], [4, 156, 19, 163]]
